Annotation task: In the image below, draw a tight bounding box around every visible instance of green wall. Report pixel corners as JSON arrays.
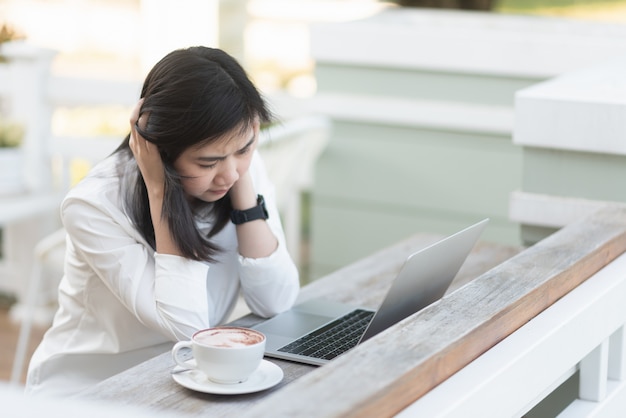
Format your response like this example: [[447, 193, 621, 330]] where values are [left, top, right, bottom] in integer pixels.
[[308, 64, 542, 279], [519, 147, 626, 244], [523, 147, 626, 201], [310, 122, 523, 278]]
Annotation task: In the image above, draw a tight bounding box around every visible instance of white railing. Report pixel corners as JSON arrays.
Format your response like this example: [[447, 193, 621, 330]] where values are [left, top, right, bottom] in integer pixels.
[[398, 251, 626, 417]]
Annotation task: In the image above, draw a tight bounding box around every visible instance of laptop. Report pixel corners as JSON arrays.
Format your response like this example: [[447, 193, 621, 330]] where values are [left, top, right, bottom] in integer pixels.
[[252, 218, 489, 366]]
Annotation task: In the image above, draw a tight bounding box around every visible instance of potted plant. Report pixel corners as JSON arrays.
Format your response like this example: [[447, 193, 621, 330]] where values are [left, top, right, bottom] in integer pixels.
[[0, 118, 25, 195], [0, 22, 25, 61]]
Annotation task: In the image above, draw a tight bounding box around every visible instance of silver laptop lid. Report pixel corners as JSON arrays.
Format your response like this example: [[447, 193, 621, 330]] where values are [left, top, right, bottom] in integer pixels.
[[359, 218, 489, 342]]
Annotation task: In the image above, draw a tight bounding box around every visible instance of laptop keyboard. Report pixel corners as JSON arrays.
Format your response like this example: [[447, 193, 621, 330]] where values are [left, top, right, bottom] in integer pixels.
[[277, 309, 375, 360]]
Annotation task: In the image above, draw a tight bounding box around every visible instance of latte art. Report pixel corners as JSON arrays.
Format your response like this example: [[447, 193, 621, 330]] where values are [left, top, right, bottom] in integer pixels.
[[194, 327, 264, 348], [173, 326, 266, 384]]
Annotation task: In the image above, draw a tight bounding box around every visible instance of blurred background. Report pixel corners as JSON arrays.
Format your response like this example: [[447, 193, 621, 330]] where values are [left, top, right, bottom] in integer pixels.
[[2, 0, 625, 140], [2, 0, 626, 383]]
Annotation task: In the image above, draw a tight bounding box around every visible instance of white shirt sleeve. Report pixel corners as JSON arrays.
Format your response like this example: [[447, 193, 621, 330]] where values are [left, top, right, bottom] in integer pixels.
[[61, 195, 213, 341], [237, 151, 300, 317]]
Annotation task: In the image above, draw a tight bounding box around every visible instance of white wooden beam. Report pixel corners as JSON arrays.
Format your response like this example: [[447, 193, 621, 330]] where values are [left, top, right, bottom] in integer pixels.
[[608, 327, 626, 381], [514, 56, 626, 156], [579, 340, 609, 402], [509, 191, 623, 229], [312, 8, 626, 78]]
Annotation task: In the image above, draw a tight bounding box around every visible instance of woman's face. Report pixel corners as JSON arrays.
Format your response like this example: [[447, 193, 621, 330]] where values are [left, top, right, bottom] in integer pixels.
[[173, 120, 259, 202]]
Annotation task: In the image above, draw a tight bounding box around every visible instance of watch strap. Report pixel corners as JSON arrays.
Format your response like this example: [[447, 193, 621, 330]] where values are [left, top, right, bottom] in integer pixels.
[[230, 195, 269, 225]]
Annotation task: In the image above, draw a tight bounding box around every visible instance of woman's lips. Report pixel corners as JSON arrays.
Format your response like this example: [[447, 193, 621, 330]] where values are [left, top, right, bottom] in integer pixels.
[[210, 189, 229, 196]]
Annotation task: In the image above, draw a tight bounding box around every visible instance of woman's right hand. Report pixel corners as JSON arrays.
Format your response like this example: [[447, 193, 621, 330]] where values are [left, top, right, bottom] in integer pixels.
[[129, 99, 181, 256], [129, 99, 165, 195]]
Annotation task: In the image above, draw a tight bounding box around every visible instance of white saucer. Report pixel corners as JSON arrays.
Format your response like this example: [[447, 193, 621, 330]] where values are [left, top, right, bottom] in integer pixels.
[[171, 360, 283, 395]]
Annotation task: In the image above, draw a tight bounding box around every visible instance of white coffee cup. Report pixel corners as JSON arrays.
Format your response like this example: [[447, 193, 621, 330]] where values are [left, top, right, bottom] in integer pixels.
[[172, 326, 266, 384]]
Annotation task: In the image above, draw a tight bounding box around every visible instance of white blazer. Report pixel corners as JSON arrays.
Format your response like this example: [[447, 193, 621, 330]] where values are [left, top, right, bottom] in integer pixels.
[[25, 150, 299, 397]]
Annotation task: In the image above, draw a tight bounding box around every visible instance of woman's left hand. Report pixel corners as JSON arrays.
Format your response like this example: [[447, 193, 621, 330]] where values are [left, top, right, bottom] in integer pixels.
[[229, 171, 256, 210]]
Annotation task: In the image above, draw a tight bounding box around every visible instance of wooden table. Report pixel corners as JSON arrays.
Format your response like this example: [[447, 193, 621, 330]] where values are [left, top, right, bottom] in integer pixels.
[[78, 233, 522, 416]]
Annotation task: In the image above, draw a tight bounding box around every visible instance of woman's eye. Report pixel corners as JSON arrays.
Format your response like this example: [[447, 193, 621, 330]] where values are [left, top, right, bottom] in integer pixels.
[[199, 162, 217, 169]]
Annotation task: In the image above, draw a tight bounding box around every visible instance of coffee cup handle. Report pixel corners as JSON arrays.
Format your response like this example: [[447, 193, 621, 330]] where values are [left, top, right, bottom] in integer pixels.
[[172, 340, 195, 370]]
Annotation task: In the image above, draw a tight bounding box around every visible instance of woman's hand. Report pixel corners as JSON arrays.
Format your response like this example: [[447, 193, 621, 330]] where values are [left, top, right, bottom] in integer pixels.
[[129, 99, 181, 256], [229, 171, 257, 211], [129, 99, 165, 196]]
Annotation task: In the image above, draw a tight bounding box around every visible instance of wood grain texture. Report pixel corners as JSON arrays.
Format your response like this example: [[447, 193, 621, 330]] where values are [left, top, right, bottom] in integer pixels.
[[78, 232, 520, 416], [240, 205, 626, 417]]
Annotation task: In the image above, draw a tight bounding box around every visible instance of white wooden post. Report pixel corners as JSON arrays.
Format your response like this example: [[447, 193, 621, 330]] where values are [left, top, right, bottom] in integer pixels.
[[0, 42, 60, 302], [608, 326, 626, 381], [579, 339, 609, 402], [1, 41, 56, 193]]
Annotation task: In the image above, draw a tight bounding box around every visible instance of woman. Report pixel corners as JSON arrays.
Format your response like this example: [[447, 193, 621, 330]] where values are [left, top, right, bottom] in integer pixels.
[[25, 47, 300, 396]]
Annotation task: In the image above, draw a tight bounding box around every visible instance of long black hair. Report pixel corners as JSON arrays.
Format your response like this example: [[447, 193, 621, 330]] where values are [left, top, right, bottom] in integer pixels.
[[115, 47, 272, 262]]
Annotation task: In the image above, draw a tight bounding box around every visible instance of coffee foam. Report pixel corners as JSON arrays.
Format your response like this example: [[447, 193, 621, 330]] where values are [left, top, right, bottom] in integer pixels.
[[195, 328, 263, 348]]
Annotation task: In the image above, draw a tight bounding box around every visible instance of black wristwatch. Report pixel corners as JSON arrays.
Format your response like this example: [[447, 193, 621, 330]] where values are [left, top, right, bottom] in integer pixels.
[[230, 195, 269, 225]]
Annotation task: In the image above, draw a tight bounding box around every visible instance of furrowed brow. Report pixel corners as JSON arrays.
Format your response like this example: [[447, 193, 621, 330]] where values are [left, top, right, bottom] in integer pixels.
[[196, 136, 256, 162]]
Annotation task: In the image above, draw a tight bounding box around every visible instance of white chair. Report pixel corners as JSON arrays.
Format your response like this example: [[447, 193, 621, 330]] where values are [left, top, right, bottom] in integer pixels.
[[10, 228, 66, 384], [258, 114, 332, 268]]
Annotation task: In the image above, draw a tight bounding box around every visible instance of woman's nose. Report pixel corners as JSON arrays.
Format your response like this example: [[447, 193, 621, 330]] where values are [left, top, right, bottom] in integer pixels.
[[215, 159, 239, 186]]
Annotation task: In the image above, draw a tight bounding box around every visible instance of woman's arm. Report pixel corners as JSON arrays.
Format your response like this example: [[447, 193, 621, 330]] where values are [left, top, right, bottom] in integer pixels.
[[229, 171, 278, 259], [61, 191, 211, 341], [235, 152, 300, 318]]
